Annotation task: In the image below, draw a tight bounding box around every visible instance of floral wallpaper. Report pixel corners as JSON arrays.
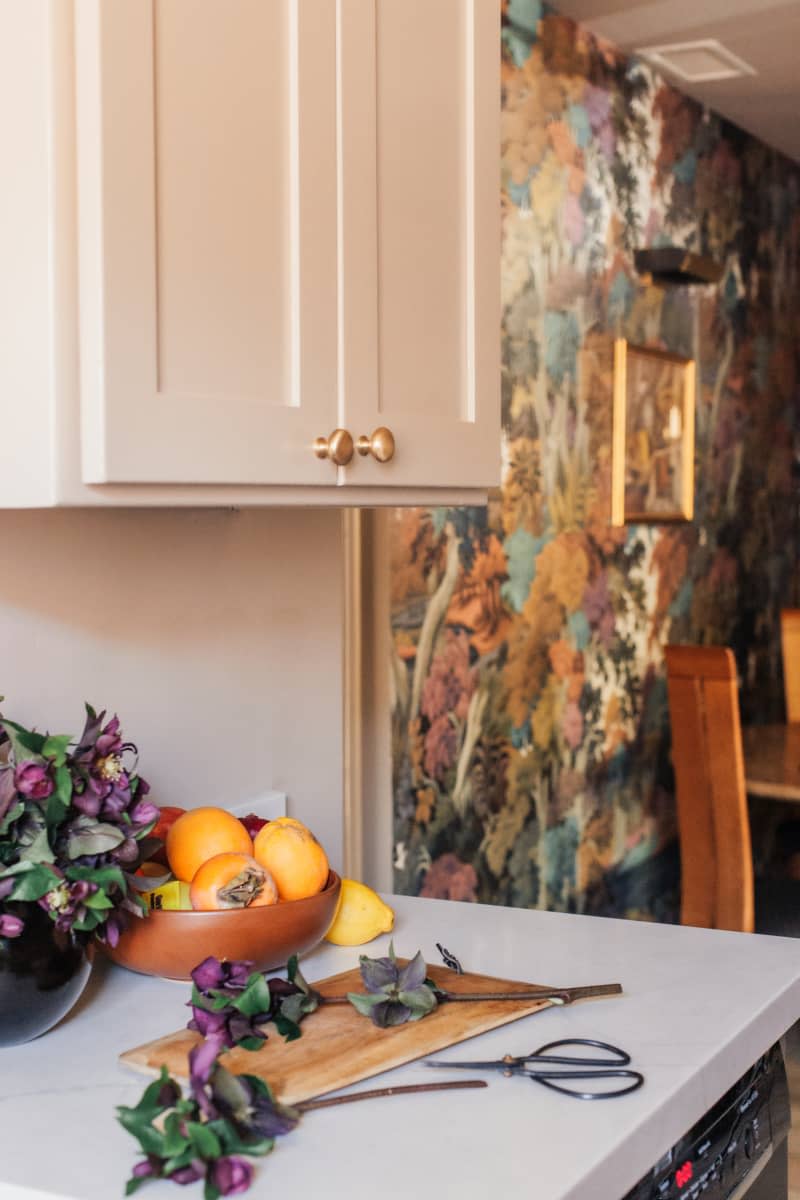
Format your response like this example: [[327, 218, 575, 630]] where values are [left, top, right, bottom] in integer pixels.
[[388, 2, 800, 920]]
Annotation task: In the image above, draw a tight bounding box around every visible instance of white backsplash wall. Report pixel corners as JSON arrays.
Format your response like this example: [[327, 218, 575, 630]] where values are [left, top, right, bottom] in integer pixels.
[[0, 506, 344, 869]]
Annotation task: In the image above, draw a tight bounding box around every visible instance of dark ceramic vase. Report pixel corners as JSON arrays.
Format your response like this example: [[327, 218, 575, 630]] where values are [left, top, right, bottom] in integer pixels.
[[0, 902, 93, 1047]]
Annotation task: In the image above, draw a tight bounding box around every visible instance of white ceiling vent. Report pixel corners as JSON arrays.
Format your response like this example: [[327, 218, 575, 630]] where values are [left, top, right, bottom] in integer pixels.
[[637, 39, 757, 84]]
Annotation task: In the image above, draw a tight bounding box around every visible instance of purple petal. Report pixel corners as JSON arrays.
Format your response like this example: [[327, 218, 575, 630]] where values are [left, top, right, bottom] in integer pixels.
[[0, 878, 15, 902], [100, 913, 124, 948], [130, 800, 159, 827], [359, 955, 398, 993], [96, 716, 122, 757], [157, 1078, 181, 1108], [132, 1158, 160, 1180], [191, 956, 226, 993], [397, 950, 426, 992], [226, 960, 254, 990], [113, 836, 139, 864], [189, 1036, 225, 1089], [0, 913, 24, 937], [72, 789, 102, 817], [209, 1157, 253, 1196], [188, 1006, 231, 1042], [167, 1161, 205, 1186]]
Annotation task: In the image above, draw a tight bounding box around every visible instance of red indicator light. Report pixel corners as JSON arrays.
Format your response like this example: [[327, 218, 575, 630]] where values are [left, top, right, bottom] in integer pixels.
[[675, 1161, 693, 1188]]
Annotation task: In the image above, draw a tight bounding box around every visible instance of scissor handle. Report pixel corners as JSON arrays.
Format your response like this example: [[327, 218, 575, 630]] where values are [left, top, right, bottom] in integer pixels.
[[529, 1038, 633, 1067], [532, 1069, 645, 1101]]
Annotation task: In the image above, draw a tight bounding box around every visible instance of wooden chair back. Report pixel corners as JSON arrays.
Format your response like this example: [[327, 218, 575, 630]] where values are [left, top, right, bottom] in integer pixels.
[[780, 609, 800, 723], [664, 645, 754, 933]]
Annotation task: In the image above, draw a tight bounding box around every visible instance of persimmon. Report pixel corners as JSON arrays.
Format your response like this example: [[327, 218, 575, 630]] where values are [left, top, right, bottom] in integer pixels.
[[189, 852, 278, 911], [166, 806, 253, 883], [252, 818, 329, 901], [151, 805, 186, 843]]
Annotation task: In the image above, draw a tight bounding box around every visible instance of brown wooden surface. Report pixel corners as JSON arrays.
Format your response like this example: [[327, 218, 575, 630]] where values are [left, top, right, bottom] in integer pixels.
[[665, 645, 754, 933], [120, 962, 617, 1106], [782, 610, 800, 724], [743, 722, 800, 802]]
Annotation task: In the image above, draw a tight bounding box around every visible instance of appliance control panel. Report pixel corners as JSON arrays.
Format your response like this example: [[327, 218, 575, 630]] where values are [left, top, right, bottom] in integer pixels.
[[623, 1043, 790, 1200]]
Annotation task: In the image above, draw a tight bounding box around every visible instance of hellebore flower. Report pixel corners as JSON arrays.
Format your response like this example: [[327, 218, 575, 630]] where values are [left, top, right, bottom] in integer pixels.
[[192, 956, 254, 994], [15, 761, 54, 800], [347, 942, 438, 1028], [209, 1156, 253, 1196], [0, 913, 24, 937], [209, 1065, 300, 1140]]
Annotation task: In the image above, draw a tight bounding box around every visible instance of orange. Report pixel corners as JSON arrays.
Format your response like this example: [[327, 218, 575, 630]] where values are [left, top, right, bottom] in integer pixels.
[[189, 852, 278, 911], [166, 806, 253, 883], [253, 818, 330, 901]]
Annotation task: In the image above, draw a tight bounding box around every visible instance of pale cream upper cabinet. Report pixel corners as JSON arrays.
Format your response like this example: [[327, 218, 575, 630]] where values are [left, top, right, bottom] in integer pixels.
[[334, 0, 500, 491], [0, 1, 499, 506]]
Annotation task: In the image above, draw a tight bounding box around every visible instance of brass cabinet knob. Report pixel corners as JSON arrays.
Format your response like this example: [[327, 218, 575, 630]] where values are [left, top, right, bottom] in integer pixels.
[[356, 426, 395, 463], [313, 428, 355, 466]]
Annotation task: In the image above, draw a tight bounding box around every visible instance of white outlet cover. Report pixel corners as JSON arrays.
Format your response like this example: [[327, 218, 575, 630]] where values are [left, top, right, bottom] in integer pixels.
[[226, 790, 287, 821]]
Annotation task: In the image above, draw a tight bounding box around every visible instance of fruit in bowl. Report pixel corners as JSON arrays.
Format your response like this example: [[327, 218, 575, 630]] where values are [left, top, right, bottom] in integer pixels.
[[104, 806, 340, 980]]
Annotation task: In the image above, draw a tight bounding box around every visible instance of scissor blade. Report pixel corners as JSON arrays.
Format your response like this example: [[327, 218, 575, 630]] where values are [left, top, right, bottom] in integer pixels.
[[426, 1058, 505, 1071]]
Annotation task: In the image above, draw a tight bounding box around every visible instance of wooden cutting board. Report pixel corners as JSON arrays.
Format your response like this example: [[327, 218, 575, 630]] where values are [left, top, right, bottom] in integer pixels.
[[121, 963, 584, 1106]]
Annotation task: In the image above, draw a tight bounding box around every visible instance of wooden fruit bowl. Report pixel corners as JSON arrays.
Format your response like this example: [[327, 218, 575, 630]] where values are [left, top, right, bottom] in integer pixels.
[[104, 871, 341, 981]]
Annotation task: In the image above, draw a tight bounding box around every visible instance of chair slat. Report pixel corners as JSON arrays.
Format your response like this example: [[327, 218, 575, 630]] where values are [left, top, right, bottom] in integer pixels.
[[780, 609, 800, 724], [665, 645, 754, 933]]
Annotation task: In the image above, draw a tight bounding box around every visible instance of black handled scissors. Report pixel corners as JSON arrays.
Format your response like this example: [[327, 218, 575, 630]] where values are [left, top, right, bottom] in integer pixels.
[[426, 1038, 645, 1101]]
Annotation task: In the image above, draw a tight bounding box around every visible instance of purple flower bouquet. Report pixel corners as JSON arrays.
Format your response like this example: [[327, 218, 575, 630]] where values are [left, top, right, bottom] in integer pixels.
[[0, 703, 156, 946]]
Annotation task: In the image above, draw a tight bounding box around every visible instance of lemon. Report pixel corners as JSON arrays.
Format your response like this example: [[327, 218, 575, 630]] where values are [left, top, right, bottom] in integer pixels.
[[325, 878, 395, 946]]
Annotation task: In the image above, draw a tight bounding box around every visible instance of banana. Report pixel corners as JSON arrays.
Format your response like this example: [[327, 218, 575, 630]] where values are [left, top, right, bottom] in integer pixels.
[[325, 878, 395, 946]]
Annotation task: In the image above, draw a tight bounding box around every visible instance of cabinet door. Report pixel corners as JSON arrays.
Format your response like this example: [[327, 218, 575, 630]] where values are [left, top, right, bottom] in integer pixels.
[[76, 1, 338, 485], [337, 0, 500, 490]]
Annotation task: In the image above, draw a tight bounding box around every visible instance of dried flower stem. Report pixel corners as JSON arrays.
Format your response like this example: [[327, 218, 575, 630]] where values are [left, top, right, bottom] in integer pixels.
[[320, 983, 622, 1006], [297, 1079, 487, 1112]]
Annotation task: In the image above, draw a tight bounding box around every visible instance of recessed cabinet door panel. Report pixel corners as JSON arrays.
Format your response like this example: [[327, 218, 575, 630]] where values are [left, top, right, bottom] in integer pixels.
[[338, 0, 500, 490], [76, 0, 337, 485]]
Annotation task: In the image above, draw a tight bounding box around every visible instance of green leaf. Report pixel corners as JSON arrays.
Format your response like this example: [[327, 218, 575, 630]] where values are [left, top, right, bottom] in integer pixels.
[[125, 1175, 151, 1196], [83, 890, 114, 910], [66, 821, 126, 859], [125, 1066, 177, 1117], [8, 863, 59, 901], [206, 1118, 274, 1160], [162, 1112, 191, 1159], [72, 910, 103, 932], [286, 954, 299, 982], [187, 1121, 222, 1159], [204, 1180, 221, 1200], [162, 1147, 199, 1175], [116, 1108, 167, 1158], [238, 1035, 267, 1051], [0, 802, 24, 837], [346, 991, 386, 1016], [233, 973, 272, 1018], [273, 1014, 301, 1042], [47, 765, 73, 827], [67, 863, 127, 890], [398, 987, 438, 1018], [1, 720, 46, 762], [41, 733, 73, 767], [18, 822, 56, 865]]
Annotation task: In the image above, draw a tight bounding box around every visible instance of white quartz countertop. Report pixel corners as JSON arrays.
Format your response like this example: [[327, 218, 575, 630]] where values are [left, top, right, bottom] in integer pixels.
[[2, 895, 799, 1200]]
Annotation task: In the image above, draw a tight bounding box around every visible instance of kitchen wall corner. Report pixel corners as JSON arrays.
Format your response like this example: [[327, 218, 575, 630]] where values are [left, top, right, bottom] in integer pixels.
[[0, 506, 345, 869]]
